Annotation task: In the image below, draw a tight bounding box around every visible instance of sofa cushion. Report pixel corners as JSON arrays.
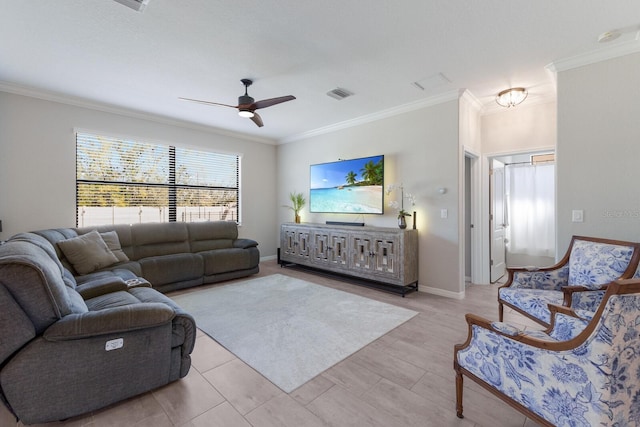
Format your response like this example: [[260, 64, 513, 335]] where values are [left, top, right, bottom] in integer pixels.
[[85, 290, 141, 311], [0, 241, 80, 332], [77, 224, 135, 261], [498, 288, 563, 325], [132, 223, 190, 259], [0, 285, 36, 364], [188, 221, 237, 252], [100, 231, 130, 262], [29, 228, 79, 268], [57, 231, 119, 275], [200, 248, 252, 275], [139, 253, 203, 287]]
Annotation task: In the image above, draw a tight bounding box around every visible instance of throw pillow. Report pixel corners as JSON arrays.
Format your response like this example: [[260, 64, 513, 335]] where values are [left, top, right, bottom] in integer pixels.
[[57, 230, 119, 275], [100, 231, 130, 262]]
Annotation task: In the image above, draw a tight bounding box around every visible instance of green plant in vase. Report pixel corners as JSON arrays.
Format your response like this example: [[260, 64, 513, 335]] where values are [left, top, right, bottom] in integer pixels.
[[284, 192, 306, 223]]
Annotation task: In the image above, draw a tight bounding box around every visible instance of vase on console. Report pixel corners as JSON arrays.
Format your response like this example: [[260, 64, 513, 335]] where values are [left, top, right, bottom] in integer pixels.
[[284, 192, 305, 224], [386, 183, 415, 229]]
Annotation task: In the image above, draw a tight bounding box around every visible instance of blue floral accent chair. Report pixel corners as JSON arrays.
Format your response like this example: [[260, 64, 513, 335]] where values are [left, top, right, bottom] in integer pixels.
[[455, 278, 640, 426], [498, 236, 640, 327]]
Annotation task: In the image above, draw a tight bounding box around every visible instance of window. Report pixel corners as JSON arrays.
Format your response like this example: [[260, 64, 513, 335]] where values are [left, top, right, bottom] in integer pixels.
[[76, 132, 239, 227]]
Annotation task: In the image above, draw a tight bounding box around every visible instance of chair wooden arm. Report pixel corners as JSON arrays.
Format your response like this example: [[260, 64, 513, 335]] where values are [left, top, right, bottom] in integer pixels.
[[561, 284, 608, 306], [457, 311, 595, 353], [547, 303, 580, 318]]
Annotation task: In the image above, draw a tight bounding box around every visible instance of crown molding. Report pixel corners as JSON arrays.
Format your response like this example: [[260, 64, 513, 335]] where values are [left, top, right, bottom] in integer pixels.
[[280, 90, 460, 144], [459, 89, 484, 113], [546, 31, 640, 73], [0, 81, 276, 145]]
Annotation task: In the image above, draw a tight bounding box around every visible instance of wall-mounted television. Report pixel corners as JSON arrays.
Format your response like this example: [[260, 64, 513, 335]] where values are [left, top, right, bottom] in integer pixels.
[[309, 155, 384, 214]]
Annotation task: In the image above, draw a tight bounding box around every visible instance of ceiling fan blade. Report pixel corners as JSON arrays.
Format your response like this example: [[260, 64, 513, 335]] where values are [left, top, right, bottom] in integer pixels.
[[178, 97, 238, 109], [252, 95, 296, 110], [250, 112, 264, 127]]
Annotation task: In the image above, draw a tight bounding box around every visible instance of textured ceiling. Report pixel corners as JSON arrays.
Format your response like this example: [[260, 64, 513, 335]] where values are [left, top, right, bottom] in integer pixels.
[[1, 0, 639, 143]]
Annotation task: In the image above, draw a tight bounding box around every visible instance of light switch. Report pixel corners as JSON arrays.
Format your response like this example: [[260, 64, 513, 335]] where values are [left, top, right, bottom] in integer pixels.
[[572, 210, 584, 223], [441, 209, 448, 219]]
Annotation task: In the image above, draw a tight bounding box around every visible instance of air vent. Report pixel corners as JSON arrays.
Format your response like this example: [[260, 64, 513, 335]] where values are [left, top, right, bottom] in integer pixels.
[[411, 73, 452, 91], [113, 0, 150, 12], [326, 87, 354, 100]]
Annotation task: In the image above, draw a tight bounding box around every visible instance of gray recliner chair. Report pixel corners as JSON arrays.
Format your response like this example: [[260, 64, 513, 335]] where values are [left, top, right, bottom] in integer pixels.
[[0, 234, 196, 425]]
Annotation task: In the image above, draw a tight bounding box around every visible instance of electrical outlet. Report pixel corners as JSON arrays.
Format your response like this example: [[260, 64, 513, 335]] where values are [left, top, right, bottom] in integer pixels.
[[441, 209, 448, 219], [572, 210, 584, 223], [105, 338, 124, 351]]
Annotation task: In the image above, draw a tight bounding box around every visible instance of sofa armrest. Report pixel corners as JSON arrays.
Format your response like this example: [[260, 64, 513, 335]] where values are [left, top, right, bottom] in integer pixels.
[[76, 276, 129, 299], [234, 238, 258, 249], [43, 303, 175, 340]]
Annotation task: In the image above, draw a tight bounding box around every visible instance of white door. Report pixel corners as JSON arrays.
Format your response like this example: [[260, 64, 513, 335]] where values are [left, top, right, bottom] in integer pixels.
[[490, 160, 506, 282]]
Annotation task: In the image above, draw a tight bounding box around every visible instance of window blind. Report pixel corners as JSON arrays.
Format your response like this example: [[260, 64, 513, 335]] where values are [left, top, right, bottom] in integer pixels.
[[76, 132, 239, 227]]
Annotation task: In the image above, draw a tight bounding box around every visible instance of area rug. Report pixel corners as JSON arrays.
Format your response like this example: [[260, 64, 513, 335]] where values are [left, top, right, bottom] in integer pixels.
[[170, 274, 418, 392]]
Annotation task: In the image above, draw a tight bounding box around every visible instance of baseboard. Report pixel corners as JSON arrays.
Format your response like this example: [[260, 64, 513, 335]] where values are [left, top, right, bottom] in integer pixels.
[[260, 255, 277, 262], [421, 285, 465, 300]]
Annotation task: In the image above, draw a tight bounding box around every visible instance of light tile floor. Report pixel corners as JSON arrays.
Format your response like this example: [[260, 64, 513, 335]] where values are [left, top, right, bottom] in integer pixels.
[[2, 260, 544, 427]]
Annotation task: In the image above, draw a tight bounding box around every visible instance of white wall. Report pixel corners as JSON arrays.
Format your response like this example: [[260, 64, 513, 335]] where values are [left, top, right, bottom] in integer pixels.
[[482, 101, 557, 155], [0, 91, 279, 256], [556, 52, 640, 250], [277, 99, 463, 296]]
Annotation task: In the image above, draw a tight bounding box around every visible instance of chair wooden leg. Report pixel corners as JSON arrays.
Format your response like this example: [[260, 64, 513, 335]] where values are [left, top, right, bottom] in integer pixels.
[[499, 302, 504, 321], [456, 371, 464, 418]]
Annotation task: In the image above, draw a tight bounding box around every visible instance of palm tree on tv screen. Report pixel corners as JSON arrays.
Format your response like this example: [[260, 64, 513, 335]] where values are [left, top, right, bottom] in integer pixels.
[[360, 159, 383, 185], [345, 171, 358, 185]]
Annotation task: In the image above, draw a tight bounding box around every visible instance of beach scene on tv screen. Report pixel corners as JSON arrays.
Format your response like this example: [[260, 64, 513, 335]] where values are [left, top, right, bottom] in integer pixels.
[[310, 155, 384, 214]]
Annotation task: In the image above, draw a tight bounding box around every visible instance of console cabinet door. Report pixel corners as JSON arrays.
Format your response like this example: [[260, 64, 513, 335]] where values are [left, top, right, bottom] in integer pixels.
[[281, 226, 311, 263], [349, 234, 399, 280], [311, 230, 348, 268], [371, 236, 398, 277], [350, 235, 375, 272], [328, 232, 349, 267]]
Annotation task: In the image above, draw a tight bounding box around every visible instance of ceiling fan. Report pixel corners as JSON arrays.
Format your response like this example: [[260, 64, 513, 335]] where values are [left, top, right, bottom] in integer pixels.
[[179, 79, 296, 127]]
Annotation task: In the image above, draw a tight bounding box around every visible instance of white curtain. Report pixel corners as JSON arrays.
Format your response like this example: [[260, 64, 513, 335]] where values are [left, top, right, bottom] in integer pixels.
[[506, 163, 555, 257]]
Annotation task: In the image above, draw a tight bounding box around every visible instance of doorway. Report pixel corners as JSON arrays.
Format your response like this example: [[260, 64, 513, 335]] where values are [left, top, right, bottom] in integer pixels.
[[490, 151, 556, 278], [463, 150, 482, 287]]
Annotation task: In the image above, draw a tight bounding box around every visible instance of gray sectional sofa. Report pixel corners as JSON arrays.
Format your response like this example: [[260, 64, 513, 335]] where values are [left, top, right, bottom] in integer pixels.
[[0, 221, 259, 424], [34, 220, 260, 293]]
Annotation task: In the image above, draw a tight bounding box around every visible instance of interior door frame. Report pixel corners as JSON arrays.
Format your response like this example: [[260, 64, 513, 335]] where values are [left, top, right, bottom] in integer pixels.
[[462, 147, 484, 287]]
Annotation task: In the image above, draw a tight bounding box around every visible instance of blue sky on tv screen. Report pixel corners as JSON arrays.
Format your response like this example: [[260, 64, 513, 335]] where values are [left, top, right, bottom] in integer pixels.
[[310, 155, 383, 189]]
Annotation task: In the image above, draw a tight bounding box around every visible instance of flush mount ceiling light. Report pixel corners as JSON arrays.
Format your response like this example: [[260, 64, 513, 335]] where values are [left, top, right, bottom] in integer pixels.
[[113, 0, 150, 12], [598, 30, 622, 43], [496, 87, 528, 108]]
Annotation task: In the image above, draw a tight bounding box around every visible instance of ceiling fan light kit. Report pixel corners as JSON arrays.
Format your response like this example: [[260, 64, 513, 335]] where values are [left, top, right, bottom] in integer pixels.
[[496, 87, 528, 108], [179, 79, 295, 128]]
